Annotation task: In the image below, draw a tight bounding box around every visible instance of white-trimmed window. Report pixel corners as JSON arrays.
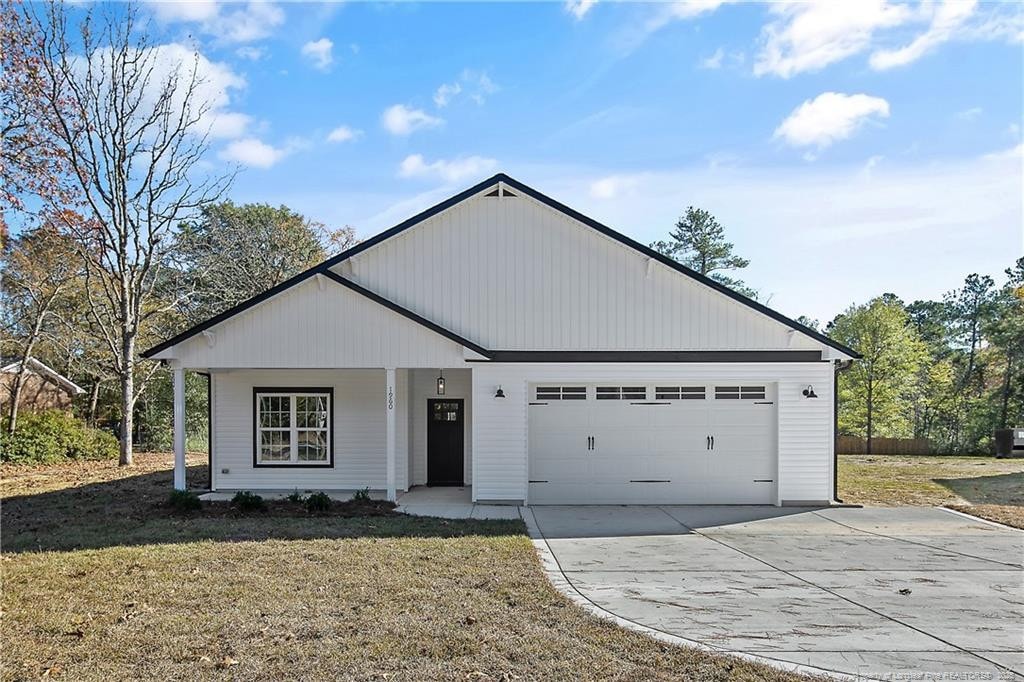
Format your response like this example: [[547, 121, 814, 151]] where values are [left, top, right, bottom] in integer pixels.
[[254, 388, 333, 466]]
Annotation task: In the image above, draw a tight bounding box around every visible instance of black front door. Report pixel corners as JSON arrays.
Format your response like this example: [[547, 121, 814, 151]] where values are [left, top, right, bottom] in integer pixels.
[[427, 399, 464, 486]]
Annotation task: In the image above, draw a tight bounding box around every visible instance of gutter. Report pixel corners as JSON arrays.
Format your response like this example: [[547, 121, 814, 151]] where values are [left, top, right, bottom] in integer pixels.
[[833, 359, 853, 503]]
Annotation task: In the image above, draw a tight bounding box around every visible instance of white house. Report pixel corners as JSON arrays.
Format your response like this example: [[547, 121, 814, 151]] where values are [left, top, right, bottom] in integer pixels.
[[145, 174, 858, 506]]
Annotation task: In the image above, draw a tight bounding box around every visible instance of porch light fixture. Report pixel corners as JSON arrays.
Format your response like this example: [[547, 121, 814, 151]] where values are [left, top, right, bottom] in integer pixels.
[[802, 385, 818, 398], [494, 385, 505, 399], [436, 370, 445, 396]]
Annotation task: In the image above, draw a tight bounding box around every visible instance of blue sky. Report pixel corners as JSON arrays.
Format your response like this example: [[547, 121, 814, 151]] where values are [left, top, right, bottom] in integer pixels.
[[143, 1, 1022, 323]]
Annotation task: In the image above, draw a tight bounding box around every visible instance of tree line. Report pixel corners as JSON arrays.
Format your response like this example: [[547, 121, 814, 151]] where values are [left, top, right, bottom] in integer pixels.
[[1, 2, 355, 462], [650, 208, 1024, 455]]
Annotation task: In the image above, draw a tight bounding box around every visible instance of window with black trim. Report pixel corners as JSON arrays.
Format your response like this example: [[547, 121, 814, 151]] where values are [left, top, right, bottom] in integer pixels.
[[535, 386, 587, 400], [655, 386, 706, 400], [714, 385, 766, 400], [596, 386, 647, 400], [254, 389, 333, 466]]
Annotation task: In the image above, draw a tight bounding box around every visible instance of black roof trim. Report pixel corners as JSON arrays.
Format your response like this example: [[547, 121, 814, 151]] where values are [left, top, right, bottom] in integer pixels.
[[143, 172, 859, 359], [319, 270, 493, 359], [471, 351, 824, 363], [490, 174, 860, 359], [142, 267, 324, 358]]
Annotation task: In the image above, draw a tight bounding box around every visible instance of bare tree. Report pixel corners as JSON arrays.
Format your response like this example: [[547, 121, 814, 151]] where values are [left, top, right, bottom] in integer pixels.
[[15, 3, 232, 464]]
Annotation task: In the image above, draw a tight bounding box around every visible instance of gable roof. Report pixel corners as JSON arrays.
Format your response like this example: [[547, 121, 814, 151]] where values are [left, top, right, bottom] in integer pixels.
[[1, 357, 86, 395], [143, 173, 860, 360]]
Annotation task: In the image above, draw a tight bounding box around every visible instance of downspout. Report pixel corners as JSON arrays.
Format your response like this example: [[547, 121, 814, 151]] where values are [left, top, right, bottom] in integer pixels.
[[833, 359, 853, 503]]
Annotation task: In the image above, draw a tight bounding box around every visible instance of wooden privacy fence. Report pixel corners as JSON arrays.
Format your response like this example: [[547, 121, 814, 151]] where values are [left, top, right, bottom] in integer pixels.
[[837, 436, 934, 455]]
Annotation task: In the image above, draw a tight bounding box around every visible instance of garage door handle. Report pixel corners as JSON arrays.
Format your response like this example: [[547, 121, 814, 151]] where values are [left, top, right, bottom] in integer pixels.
[[711, 435, 715, 450]]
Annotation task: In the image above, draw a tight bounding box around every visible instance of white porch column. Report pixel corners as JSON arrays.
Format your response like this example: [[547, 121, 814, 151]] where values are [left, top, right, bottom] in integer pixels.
[[172, 364, 186, 491], [385, 367, 397, 501]]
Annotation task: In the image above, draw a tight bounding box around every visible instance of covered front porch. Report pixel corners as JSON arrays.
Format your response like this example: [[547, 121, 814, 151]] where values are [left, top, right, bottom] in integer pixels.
[[169, 366, 475, 502]]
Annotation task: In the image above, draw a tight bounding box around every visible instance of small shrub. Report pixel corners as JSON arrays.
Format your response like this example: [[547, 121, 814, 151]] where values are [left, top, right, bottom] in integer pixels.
[[168, 489, 202, 511], [231, 491, 265, 512], [286, 489, 305, 504], [0, 410, 119, 464], [306, 491, 332, 513], [352, 487, 371, 503]]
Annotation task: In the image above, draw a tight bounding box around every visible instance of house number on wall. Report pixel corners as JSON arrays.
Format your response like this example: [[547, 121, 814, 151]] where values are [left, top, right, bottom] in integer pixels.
[[387, 387, 394, 410]]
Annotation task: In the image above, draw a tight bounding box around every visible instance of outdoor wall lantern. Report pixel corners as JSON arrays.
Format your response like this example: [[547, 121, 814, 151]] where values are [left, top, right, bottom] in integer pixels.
[[802, 385, 818, 398], [436, 370, 446, 396], [494, 385, 506, 399]]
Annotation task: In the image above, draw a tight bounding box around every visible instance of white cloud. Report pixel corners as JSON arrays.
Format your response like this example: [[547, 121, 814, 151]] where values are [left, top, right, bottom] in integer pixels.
[[565, 0, 598, 21], [433, 82, 461, 108], [869, 0, 977, 69], [151, 1, 219, 23], [615, 1, 732, 54], [590, 175, 642, 199], [398, 154, 497, 184], [774, 92, 890, 152], [647, 1, 733, 33], [301, 38, 334, 71], [218, 136, 308, 169], [434, 70, 499, 108], [152, 1, 284, 44], [754, 0, 1016, 77], [381, 104, 444, 136], [326, 125, 361, 143], [699, 47, 725, 69], [89, 42, 248, 140], [219, 138, 288, 168], [235, 46, 266, 61], [982, 142, 1023, 162], [955, 107, 983, 121], [754, 0, 911, 78]]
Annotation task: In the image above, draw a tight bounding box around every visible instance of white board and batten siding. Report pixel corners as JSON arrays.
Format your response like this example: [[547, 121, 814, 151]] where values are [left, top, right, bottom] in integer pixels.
[[210, 369, 410, 491], [168, 276, 467, 369], [339, 191, 828, 354], [472, 362, 835, 505]]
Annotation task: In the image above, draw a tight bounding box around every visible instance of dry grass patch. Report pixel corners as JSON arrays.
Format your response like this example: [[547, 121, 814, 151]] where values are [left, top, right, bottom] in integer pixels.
[[838, 454, 1024, 529], [2, 453, 807, 681]]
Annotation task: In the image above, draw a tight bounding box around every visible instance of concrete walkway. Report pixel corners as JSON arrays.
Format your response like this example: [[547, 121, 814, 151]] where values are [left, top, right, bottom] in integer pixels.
[[524, 505, 1024, 681], [396, 486, 521, 520]]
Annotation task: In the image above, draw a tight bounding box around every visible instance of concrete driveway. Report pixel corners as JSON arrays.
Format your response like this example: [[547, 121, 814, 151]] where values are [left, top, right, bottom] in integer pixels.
[[525, 505, 1024, 680]]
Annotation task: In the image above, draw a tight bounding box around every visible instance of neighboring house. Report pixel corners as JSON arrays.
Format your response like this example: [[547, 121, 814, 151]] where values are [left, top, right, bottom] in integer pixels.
[[144, 174, 859, 506], [0, 357, 86, 413]]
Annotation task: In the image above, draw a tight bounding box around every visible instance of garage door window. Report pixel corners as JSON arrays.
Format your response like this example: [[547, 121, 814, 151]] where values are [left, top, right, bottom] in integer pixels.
[[655, 386, 706, 400], [536, 386, 587, 400], [714, 385, 767, 400], [596, 386, 647, 400]]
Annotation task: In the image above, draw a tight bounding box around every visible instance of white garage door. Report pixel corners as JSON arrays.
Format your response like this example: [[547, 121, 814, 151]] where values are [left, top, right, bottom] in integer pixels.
[[528, 383, 776, 504]]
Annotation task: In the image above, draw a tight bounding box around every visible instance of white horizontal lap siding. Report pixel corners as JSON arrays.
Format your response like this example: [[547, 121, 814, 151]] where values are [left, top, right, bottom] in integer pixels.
[[472, 362, 834, 503], [212, 369, 403, 491], [344, 193, 825, 353], [777, 364, 835, 503], [173, 276, 467, 369]]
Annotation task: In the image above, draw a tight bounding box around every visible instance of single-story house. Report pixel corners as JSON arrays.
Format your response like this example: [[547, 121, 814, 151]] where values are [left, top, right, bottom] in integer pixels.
[[0, 357, 85, 413], [144, 174, 859, 506]]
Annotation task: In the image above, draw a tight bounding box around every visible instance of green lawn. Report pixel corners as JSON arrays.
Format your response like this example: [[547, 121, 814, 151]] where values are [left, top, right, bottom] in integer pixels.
[[838, 454, 1024, 528], [1, 454, 806, 681]]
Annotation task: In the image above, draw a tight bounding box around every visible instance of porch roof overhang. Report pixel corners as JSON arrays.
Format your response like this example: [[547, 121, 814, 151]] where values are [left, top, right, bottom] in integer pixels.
[[143, 270, 492, 362]]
